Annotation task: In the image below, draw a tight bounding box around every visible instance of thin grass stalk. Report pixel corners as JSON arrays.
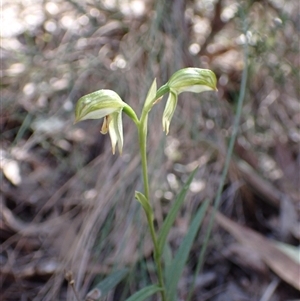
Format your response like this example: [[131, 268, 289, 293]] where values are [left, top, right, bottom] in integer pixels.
[[187, 8, 249, 301]]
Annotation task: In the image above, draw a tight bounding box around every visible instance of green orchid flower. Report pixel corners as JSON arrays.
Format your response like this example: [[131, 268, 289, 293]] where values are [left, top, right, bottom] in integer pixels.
[[75, 89, 137, 154], [162, 68, 217, 134]]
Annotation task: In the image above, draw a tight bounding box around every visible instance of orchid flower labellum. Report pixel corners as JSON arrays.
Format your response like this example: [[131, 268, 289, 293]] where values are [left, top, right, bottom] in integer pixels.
[[75, 89, 137, 155]]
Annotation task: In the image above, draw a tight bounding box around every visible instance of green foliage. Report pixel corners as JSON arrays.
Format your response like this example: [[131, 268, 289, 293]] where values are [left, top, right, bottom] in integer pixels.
[[91, 268, 129, 298], [165, 199, 209, 301], [157, 168, 198, 255], [124, 285, 163, 301]]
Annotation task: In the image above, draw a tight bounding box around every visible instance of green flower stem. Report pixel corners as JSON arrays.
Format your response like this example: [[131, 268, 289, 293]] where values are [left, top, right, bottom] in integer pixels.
[[123, 104, 140, 126], [155, 83, 169, 100], [138, 118, 150, 200], [138, 112, 167, 301], [145, 210, 166, 301]]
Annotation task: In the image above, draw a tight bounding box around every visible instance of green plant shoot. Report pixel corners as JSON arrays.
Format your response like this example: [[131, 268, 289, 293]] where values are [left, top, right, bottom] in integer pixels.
[[75, 68, 217, 301]]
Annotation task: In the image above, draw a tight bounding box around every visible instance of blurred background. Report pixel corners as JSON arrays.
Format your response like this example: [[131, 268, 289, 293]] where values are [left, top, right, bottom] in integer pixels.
[[1, 0, 299, 300]]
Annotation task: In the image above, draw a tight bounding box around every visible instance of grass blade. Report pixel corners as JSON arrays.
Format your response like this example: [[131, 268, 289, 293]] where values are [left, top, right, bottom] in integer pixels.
[[89, 268, 128, 298], [165, 199, 209, 301], [158, 168, 198, 255], [125, 285, 163, 301]]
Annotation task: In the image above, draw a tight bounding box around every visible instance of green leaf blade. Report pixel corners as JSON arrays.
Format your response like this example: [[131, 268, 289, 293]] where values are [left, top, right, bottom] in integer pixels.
[[165, 199, 210, 301], [125, 285, 163, 301], [89, 268, 128, 298], [157, 168, 198, 255]]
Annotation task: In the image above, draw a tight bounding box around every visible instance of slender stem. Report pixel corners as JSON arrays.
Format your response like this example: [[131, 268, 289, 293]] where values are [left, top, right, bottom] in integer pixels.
[[187, 10, 249, 301], [146, 212, 166, 301], [138, 119, 150, 200], [138, 114, 167, 301], [156, 83, 169, 100], [123, 104, 140, 126]]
